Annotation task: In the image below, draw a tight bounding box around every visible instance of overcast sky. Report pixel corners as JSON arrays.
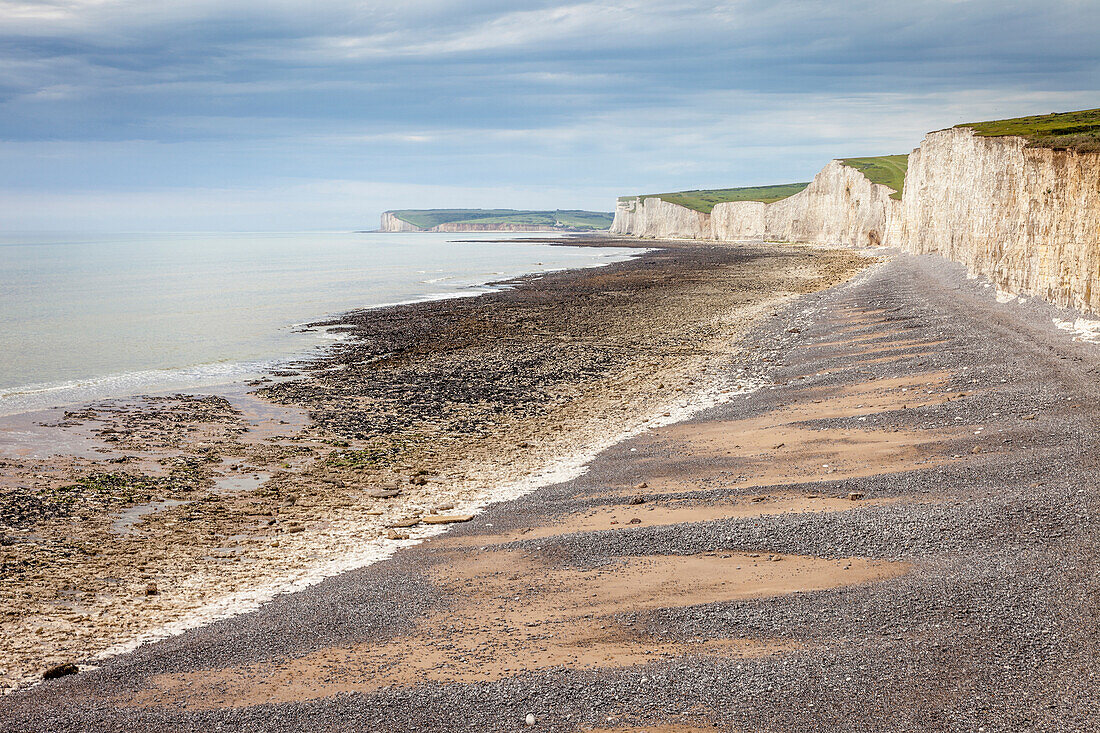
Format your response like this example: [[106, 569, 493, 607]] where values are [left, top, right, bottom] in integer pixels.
[[1, 0, 1097, 230]]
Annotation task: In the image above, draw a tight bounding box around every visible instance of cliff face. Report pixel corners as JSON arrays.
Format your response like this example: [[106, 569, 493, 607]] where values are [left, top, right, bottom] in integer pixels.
[[613, 131, 1100, 313], [614, 161, 901, 247], [900, 127, 1100, 313], [610, 197, 712, 239], [763, 161, 902, 247], [709, 201, 766, 241], [380, 212, 424, 232]]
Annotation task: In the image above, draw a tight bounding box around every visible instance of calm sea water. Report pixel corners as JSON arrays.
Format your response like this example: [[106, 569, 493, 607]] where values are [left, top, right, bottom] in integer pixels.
[[0, 231, 638, 415]]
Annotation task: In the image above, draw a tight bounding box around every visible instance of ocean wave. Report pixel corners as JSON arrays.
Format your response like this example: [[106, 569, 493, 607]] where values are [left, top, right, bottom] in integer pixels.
[[0, 359, 280, 416]]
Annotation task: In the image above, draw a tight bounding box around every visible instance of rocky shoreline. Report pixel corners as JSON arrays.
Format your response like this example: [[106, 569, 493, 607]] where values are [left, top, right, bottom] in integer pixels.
[[7, 247, 1100, 730], [0, 238, 867, 693]]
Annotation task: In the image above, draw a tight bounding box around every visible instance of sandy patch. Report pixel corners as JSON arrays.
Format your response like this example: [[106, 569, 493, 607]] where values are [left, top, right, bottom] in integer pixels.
[[800, 327, 917, 348], [131, 548, 904, 710], [605, 366, 968, 497], [451, 493, 899, 545], [630, 422, 956, 495]]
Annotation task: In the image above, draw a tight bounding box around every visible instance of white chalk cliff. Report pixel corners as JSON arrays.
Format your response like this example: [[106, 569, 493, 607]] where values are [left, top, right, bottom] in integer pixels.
[[609, 196, 713, 239], [899, 127, 1100, 313], [760, 161, 902, 247], [612, 127, 1100, 313], [380, 212, 424, 232], [614, 160, 901, 248]]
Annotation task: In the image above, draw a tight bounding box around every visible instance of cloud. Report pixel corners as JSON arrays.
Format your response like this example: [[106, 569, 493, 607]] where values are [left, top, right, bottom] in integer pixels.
[[0, 0, 1095, 228]]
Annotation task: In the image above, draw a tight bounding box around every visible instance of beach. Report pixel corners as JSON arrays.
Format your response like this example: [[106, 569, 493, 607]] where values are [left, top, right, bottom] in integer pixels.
[[0, 238, 866, 694], [6, 244, 1100, 730]]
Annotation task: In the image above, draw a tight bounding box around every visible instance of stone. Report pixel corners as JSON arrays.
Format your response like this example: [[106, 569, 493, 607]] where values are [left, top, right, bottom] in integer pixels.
[[421, 515, 474, 525], [629, 496, 646, 505], [369, 489, 401, 498], [43, 663, 78, 680], [145, 583, 159, 596], [386, 530, 409, 540], [847, 491, 865, 501], [634, 482, 648, 490], [628, 518, 642, 525], [525, 713, 537, 727]]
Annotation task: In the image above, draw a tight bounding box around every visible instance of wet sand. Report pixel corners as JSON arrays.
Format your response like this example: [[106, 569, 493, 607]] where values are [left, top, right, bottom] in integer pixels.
[[0, 238, 866, 693]]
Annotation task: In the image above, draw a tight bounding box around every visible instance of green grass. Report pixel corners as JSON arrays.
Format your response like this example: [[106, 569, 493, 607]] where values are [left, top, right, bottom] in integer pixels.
[[838, 154, 909, 200], [618, 182, 810, 213], [389, 209, 614, 230], [958, 108, 1100, 153]]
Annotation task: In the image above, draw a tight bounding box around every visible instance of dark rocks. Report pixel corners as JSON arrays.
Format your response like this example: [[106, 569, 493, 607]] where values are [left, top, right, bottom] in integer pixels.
[[42, 664, 78, 680]]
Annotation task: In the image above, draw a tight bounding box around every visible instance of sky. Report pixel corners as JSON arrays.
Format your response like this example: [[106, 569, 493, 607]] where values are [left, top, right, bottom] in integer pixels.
[[0, 0, 1097, 231]]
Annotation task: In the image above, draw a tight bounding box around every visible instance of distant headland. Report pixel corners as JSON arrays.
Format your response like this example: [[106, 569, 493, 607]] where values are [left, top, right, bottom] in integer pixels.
[[380, 209, 614, 233]]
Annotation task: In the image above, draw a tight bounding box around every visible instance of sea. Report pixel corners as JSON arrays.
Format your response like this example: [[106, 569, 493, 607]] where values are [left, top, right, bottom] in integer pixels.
[[0, 231, 638, 416]]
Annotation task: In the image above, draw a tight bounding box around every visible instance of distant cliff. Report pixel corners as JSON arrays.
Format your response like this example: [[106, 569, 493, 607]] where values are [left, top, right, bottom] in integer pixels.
[[380, 212, 423, 232], [380, 209, 614, 233], [612, 160, 899, 248], [609, 197, 712, 239]]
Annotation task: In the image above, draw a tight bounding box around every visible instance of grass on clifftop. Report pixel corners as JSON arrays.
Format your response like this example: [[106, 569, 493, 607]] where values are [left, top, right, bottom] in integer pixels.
[[838, 154, 909, 200], [390, 209, 613, 230], [619, 183, 810, 214], [958, 108, 1100, 153]]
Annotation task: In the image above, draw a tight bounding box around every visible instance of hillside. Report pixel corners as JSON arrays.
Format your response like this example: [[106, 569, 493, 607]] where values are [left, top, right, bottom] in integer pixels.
[[838, 154, 909, 200], [383, 209, 614, 232], [619, 183, 810, 214], [958, 108, 1100, 153]]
